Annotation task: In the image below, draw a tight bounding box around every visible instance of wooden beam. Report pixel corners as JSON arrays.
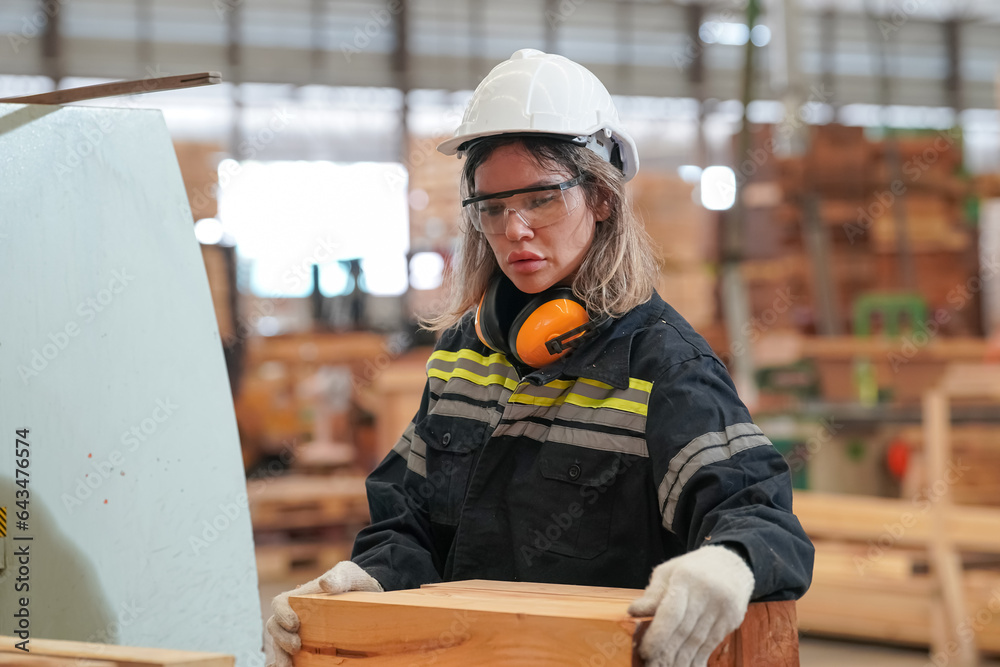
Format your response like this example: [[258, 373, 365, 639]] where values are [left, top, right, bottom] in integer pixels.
[[289, 580, 797, 666], [0, 73, 222, 105], [0, 636, 233, 667], [793, 490, 1000, 553]]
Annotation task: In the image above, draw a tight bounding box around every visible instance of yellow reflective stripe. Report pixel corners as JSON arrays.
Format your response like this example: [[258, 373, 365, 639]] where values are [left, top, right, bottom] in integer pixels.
[[428, 366, 520, 391], [629, 378, 654, 393], [508, 387, 649, 416], [566, 393, 647, 417], [428, 348, 512, 370], [577, 377, 653, 394]]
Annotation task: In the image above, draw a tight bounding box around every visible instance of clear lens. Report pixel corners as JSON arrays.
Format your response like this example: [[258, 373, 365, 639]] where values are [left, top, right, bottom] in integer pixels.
[[471, 186, 583, 234]]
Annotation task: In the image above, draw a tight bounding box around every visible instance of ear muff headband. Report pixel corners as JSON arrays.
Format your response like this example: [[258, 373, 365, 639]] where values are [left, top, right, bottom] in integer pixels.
[[475, 276, 593, 368], [509, 289, 590, 368], [474, 279, 510, 355]]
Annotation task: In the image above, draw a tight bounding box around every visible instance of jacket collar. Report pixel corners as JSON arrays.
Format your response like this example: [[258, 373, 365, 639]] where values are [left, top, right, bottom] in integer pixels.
[[522, 292, 667, 390]]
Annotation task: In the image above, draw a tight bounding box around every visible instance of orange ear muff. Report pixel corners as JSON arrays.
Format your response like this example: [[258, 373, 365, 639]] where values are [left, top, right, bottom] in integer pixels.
[[509, 288, 590, 368]]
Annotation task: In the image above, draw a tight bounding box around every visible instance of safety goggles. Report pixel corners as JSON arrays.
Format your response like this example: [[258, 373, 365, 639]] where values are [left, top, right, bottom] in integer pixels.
[[462, 176, 585, 234]]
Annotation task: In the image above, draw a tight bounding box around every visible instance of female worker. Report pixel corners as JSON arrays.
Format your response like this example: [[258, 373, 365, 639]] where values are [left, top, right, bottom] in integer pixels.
[[266, 49, 813, 667]]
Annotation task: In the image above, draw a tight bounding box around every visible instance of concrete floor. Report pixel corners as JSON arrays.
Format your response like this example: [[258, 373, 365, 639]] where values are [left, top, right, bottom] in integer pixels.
[[259, 579, 1000, 666]]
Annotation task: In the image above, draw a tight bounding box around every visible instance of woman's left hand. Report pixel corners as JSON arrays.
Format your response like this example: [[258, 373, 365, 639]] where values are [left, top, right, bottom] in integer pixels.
[[627, 545, 755, 667]]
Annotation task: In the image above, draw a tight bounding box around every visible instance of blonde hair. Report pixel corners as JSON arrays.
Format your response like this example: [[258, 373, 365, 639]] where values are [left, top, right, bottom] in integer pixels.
[[422, 136, 660, 332]]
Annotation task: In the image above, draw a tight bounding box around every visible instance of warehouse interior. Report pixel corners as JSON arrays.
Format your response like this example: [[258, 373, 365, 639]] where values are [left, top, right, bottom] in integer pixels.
[[2, 0, 1000, 665]]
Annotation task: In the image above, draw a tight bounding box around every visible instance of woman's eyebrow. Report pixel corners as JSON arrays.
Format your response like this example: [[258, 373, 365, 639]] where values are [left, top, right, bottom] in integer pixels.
[[472, 178, 564, 198]]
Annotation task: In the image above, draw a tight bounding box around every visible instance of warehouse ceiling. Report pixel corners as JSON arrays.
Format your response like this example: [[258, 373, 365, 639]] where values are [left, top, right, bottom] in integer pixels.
[[1, 0, 999, 109]]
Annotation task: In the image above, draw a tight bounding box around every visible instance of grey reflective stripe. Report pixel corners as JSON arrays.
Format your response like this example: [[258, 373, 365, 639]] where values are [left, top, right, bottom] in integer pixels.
[[492, 419, 550, 442], [392, 422, 416, 458], [430, 375, 509, 406], [407, 425, 428, 477], [430, 397, 497, 423], [547, 424, 648, 456], [510, 381, 570, 401], [657, 423, 770, 531], [554, 403, 647, 436], [407, 450, 427, 478], [570, 380, 650, 405]]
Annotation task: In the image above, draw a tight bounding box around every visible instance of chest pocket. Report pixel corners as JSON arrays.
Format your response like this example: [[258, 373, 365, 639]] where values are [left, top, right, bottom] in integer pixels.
[[412, 413, 486, 526], [517, 441, 622, 560]]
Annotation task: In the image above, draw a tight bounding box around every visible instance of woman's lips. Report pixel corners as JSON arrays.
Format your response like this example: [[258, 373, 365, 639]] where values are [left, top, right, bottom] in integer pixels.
[[509, 258, 546, 273]]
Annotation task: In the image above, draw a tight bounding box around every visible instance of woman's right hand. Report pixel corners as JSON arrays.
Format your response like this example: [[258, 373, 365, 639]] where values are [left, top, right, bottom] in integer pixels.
[[265, 560, 383, 667]]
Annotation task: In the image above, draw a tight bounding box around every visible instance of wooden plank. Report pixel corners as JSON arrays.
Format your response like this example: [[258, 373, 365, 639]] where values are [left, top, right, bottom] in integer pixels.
[[0, 73, 221, 105], [0, 636, 233, 667], [0, 655, 117, 667], [289, 582, 797, 666], [420, 579, 644, 601], [798, 561, 1000, 653], [793, 490, 1000, 552]]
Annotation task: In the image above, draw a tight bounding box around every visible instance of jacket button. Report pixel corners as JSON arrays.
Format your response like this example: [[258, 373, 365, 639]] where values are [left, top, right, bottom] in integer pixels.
[[442, 432, 451, 447], [568, 464, 581, 480]]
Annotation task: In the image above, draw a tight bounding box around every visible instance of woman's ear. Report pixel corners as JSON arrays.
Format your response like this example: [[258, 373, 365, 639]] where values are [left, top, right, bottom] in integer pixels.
[[595, 199, 611, 222]]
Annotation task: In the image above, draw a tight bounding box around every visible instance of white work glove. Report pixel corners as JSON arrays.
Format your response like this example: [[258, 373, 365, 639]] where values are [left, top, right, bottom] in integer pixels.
[[265, 560, 383, 667], [628, 545, 755, 667]]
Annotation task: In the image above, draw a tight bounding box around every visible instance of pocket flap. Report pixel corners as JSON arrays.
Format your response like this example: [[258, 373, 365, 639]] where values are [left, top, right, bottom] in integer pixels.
[[538, 442, 622, 487], [414, 413, 485, 454]]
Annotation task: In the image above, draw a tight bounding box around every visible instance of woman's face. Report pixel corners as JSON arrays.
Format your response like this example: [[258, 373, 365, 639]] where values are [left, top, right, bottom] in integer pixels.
[[472, 143, 600, 294]]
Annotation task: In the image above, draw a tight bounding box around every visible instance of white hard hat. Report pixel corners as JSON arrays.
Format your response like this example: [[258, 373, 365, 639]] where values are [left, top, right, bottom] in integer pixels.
[[437, 49, 639, 181]]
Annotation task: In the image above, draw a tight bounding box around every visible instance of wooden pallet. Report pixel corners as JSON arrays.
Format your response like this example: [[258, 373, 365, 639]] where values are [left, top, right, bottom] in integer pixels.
[[289, 579, 797, 666], [0, 636, 232, 666], [248, 474, 369, 531]]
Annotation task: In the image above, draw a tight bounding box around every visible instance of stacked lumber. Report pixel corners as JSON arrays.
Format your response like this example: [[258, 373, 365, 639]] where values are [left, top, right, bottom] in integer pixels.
[[249, 474, 370, 583], [894, 423, 1000, 506], [772, 124, 978, 336], [288, 580, 798, 666], [800, 335, 987, 403], [630, 172, 717, 330], [793, 490, 1000, 653], [0, 636, 232, 666]]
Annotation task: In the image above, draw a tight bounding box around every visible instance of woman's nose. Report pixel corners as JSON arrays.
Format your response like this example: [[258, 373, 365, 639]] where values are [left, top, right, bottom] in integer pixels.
[[504, 209, 534, 240]]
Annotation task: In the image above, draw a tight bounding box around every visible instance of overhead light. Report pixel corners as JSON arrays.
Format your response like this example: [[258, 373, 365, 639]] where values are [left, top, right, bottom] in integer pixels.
[[194, 218, 224, 245], [678, 165, 703, 183], [409, 251, 445, 290], [700, 21, 750, 46], [750, 25, 771, 47], [700, 166, 737, 211]]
